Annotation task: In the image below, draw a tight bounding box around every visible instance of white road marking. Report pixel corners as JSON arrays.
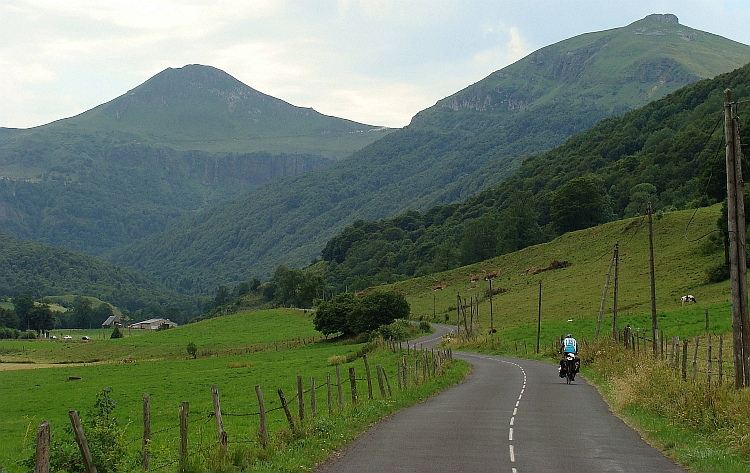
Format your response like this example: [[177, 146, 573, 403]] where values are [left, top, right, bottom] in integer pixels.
[[510, 417, 514, 425], [509, 428, 514, 441], [509, 445, 515, 462], [513, 407, 517, 415]]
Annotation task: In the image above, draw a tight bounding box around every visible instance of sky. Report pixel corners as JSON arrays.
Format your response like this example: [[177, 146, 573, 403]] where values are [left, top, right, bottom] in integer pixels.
[[2, 1, 750, 129]]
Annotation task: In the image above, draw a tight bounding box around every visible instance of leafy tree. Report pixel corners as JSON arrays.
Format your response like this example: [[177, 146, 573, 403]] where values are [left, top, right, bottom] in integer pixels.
[[314, 292, 357, 336], [497, 192, 544, 255], [550, 176, 604, 234], [459, 214, 500, 266], [624, 183, 660, 217], [92, 303, 115, 325], [0, 307, 19, 329], [187, 341, 198, 359], [12, 293, 34, 329], [27, 304, 55, 334], [72, 297, 95, 329], [348, 290, 410, 335], [214, 285, 231, 307]]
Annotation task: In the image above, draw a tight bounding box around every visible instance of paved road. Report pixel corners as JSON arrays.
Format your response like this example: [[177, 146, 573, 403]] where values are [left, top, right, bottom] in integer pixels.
[[317, 325, 684, 473]]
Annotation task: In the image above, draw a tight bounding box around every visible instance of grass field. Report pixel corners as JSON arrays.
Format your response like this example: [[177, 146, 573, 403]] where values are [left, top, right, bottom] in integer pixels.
[[397, 205, 728, 343], [0, 309, 463, 472]]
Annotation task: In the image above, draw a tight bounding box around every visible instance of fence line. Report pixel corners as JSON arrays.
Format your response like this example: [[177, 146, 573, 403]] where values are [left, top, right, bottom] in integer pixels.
[[34, 342, 454, 471]]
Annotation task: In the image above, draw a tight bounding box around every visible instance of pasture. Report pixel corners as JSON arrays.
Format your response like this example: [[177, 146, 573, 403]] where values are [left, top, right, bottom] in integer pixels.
[[0, 309, 458, 472]]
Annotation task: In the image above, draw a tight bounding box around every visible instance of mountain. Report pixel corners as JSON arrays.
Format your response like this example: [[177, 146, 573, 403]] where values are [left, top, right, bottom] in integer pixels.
[[0, 231, 194, 315], [319, 62, 750, 290], [108, 15, 750, 294], [7, 64, 391, 158], [0, 65, 391, 254]]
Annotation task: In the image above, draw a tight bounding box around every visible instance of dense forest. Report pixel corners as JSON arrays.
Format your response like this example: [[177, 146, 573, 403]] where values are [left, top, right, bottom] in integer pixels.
[[318, 63, 750, 291], [0, 231, 196, 313]]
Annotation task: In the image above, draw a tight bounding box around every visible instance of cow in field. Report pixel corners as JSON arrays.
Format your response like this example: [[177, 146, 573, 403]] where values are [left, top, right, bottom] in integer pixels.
[[681, 295, 697, 305]]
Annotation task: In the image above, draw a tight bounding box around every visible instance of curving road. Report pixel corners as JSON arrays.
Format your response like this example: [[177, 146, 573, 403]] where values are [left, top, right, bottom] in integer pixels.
[[316, 324, 684, 473]]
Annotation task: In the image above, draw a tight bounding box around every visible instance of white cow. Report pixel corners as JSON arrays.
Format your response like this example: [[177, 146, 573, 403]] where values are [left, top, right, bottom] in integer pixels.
[[681, 295, 697, 305]]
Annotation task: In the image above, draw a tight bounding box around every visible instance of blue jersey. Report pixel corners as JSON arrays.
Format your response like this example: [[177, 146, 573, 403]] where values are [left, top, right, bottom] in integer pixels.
[[562, 337, 577, 353]]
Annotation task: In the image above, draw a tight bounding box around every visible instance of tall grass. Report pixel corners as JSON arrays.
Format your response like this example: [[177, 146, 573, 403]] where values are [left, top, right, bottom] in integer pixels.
[[582, 337, 750, 472]]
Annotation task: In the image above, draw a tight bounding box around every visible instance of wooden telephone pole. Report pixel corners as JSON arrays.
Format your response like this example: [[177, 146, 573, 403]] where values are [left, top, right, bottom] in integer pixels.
[[724, 88, 750, 388], [648, 202, 658, 356]]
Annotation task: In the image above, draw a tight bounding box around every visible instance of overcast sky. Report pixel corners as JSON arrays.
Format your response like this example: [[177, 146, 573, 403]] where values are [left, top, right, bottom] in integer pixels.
[[2, 0, 750, 129]]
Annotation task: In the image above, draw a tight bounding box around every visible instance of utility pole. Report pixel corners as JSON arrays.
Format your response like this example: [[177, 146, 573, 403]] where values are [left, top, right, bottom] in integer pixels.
[[612, 242, 620, 340], [595, 245, 616, 342], [536, 279, 542, 354], [648, 202, 658, 357], [724, 88, 750, 388]]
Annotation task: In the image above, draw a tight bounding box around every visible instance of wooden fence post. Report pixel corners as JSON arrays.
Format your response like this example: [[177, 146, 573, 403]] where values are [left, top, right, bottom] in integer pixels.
[[349, 367, 358, 404], [682, 339, 688, 380], [297, 376, 305, 422], [336, 365, 343, 410], [326, 372, 333, 415], [692, 336, 700, 382], [397, 362, 402, 390], [35, 421, 50, 473], [363, 355, 373, 400], [376, 365, 386, 398], [719, 334, 724, 386], [69, 410, 97, 473], [142, 394, 150, 471], [255, 385, 268, 450], [310, 377, 317, 418], [706, 332, 712, 389], [384, 368, 393, 396], [179, 402, 189, 469], [211, 386, 228, 454], [277, 389, 297, 436]]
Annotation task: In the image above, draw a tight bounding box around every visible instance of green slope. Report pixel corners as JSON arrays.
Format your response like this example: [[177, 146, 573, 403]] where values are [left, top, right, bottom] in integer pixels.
[[0, 65, 392, 254], [320, 62, 750, 291], [109, 15, 750, 293], [0, 231, 192, 313]]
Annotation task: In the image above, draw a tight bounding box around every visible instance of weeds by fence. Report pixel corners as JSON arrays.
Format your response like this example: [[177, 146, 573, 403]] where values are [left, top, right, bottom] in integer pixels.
[[31, 340, 453, 473]]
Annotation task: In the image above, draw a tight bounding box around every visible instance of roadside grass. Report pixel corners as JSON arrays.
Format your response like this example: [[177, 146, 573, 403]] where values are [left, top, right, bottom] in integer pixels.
[[582, 338, 750, 472], [0, 309, 465, 472]]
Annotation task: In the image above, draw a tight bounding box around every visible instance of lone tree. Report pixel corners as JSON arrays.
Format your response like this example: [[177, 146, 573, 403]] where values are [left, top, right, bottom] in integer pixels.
[[314, 290, 410, 337], [186, 342, 198, 359]]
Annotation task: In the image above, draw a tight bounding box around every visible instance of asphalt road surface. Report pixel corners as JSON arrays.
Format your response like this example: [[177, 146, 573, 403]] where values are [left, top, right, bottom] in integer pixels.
[[316, 324, 684, 473]]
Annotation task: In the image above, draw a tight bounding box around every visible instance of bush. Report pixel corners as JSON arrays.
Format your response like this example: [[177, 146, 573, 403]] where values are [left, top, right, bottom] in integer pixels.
[[706, 262, 730, 283], [110, 326, 124, 339], [186, 341, 197, 359], [24, 387, 129, 472], [0, 327, 20, 339], [419, 321, 431, 332], [19, 331, 36, 339]]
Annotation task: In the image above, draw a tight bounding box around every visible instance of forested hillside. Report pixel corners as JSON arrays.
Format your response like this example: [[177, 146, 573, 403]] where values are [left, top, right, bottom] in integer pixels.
[[320, 63, 750, 291], [0, 65, 389, 254], [109, 15, 750, 293], [0, 232, 195, 314]]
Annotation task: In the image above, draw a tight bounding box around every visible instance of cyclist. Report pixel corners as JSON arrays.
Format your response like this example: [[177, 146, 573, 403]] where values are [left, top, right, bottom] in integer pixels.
[[558, 334, 580, 379]]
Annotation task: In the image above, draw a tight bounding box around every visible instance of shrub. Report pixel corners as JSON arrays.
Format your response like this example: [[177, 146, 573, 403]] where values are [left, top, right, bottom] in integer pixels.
[[419, 321, 431, 332], [110, 326, 124, 339], [19, 331, 36, 339], [706, 262, 730, 283], [186, 341, 197, 359], [0, 327, 20, 339]]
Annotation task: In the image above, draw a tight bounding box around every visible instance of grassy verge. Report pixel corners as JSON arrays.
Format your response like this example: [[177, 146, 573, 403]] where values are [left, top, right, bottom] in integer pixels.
[[582, 338, 750, 472]]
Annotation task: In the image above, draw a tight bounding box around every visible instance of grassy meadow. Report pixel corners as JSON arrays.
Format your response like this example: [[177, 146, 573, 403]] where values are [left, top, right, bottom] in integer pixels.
[[0, 309, 465, 472], [397, 204, 728, 344]]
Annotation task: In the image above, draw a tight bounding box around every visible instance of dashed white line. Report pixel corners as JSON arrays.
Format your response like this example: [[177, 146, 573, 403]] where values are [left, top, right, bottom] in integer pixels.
[[510, 417, 514, 426], [509, 428, 514, 441], [509, 445, 515, 462]]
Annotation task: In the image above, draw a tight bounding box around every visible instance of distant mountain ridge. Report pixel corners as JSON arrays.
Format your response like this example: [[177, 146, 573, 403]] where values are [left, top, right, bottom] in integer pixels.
[[0, 65, 391, 255], [108, 15, 750, 293], [49, 65, 391, 156]]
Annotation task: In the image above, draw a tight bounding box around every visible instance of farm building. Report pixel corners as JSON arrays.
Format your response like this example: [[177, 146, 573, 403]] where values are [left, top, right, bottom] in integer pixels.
[[127, 318, 178, 330], [101, 315, 121, 328]]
